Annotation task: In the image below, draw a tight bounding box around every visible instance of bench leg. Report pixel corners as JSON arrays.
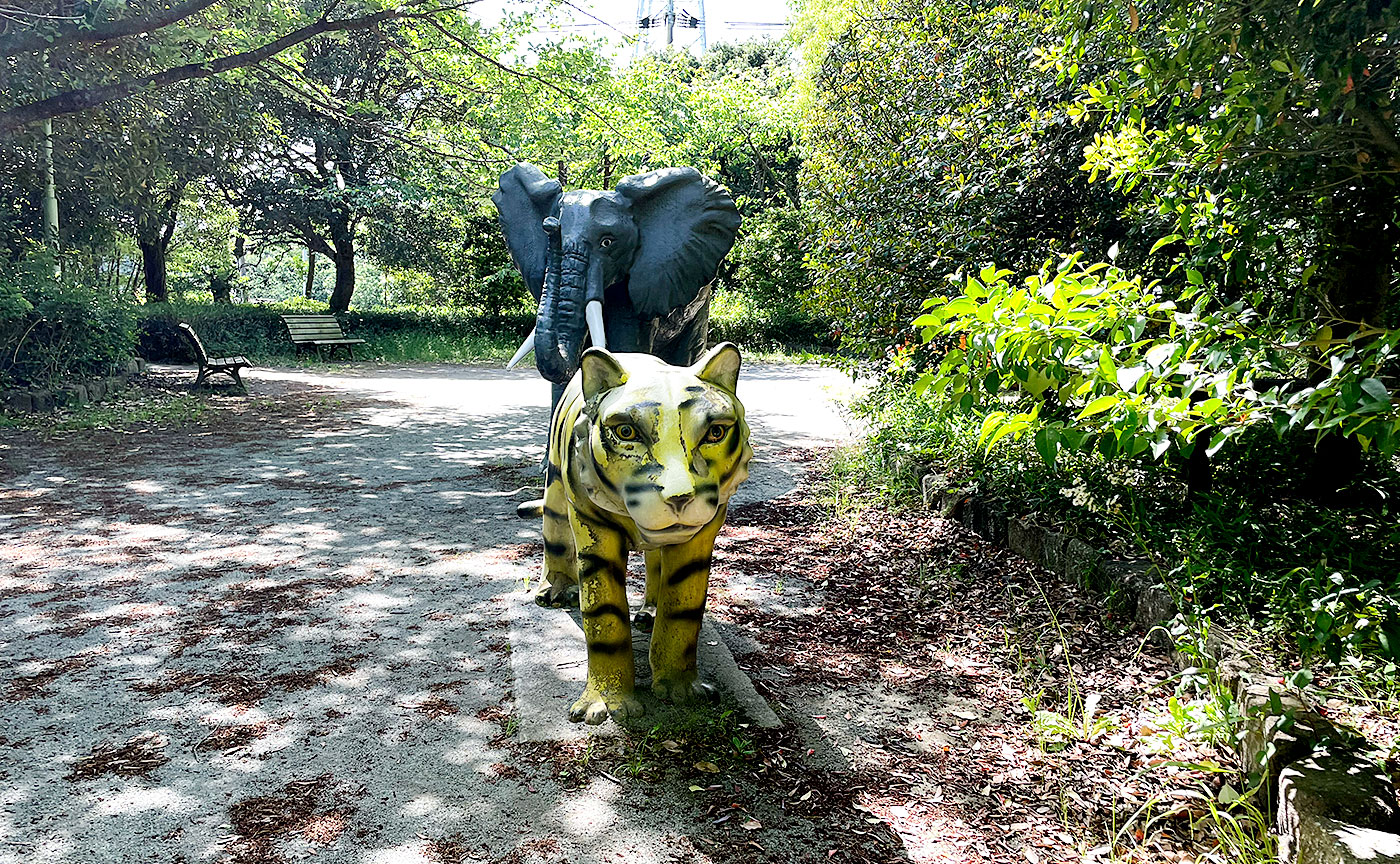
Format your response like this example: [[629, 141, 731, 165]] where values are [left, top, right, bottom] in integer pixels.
[[193, 367, 208, 389], [230, 367, 243, 388]]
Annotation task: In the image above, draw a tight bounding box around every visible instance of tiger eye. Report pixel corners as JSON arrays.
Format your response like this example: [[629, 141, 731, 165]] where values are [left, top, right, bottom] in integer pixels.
[[614, 423, 638, 441], [704, 424, 728, 443]]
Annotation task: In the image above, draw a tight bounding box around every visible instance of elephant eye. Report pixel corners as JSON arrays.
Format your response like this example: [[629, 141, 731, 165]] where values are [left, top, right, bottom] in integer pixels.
[[613, 423, 638, 441], [599, 236, 614, 249], [704, 424, 729, 444]]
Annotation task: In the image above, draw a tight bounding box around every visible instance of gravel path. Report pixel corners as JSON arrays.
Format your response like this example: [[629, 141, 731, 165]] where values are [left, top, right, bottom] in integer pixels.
[[0, 361, 862, 864]]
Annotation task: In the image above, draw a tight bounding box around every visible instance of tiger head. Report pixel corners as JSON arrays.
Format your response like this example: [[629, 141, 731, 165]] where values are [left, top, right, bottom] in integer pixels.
[[572, 343, 752, 546]]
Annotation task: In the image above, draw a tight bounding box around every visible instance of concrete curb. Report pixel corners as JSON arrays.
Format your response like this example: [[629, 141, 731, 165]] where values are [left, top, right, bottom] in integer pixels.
[[0, 358, 145, 414], [920, 471, 1400, 864]]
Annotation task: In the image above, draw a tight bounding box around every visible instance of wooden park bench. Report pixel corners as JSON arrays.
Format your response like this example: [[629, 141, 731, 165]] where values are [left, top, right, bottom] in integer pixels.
[[179, 322, 251, 388], [281, 314, 366, 360]]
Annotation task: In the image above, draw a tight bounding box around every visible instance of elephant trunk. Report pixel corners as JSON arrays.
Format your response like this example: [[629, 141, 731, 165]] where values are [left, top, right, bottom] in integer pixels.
[[534, 239, 591, 384]]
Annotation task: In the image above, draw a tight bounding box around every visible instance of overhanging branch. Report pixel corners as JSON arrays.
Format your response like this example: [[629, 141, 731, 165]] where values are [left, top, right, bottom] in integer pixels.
[[1, 0, 226, 58], [0, 0, 441, 134]]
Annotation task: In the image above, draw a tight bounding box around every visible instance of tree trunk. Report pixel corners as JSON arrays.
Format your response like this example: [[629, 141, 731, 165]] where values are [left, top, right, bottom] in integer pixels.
[[305, 249, 316, 299], [1306, 178, 1395, 501], [328, 232, 355, 313], [140, 237, 168, 303]]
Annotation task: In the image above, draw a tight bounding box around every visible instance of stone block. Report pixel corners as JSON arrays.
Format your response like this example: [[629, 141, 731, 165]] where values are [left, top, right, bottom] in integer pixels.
[[1062, 537, 1102, 588], [57, 384, 88, 407], [1238, 675, 1356, 784], [87, 380, 105, 401], [124, 357, 140, 375], [1041, 531, 1068, 576], [135, 358, 147, 373], [920, 473, 945, 510], [1133, 582, 1176, 629], [981, 503, 1007, 547], [1, 391, 32, 413], [1007, 517, 1043, 565], [29, 390, 54, 412], [106, 376, 124, 397], [1278, 748, 1400, 864]]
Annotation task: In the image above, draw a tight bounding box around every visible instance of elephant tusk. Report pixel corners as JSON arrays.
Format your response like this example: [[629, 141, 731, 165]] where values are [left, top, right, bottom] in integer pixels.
[[586, 300, 607, 351], [506, 329, 536, 369]]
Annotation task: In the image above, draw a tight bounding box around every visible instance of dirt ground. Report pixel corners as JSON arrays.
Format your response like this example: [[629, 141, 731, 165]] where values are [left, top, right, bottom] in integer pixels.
[[1, 363, 1244, 864]]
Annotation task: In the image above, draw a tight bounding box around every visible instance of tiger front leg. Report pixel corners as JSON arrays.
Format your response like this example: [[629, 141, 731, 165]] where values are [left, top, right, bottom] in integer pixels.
[[569, 513, 643, 725], [534, 480, 579, 609], [650, 513, 725, 705]]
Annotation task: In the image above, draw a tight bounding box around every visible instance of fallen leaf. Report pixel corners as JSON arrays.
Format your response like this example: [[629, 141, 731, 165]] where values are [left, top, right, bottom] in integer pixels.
[[742, 819, 762, 830], [695, 761, 720, 773]]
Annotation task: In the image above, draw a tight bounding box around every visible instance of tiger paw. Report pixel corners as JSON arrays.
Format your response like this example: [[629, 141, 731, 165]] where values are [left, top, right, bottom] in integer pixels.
[[534, 581, 578, 609], [568, 689, 644, 725], [652, 674, 717, 706]]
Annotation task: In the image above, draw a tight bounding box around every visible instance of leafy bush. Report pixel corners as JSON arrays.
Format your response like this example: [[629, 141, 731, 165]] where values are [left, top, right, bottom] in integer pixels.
[[913, 257, 1400, 466], [0, 252, 136, 390], [852, 379, 1400, 667], [136, 300, 535, 362]]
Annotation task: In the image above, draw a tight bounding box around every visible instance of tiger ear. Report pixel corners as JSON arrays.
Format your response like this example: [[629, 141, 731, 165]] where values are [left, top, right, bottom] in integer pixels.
[[691, 342, 741, 393], [581, 347, 628, 402]]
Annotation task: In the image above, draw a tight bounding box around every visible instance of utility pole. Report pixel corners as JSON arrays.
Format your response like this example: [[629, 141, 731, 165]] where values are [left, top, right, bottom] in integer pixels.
[[665, 0, 674, 46], [40, 51, 59, 263]]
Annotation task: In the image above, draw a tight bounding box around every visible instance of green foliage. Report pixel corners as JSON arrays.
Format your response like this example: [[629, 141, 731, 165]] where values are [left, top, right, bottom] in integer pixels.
[[1062, 0, 1400, 326], [0, 253, 136, 389], [914, 258, 1400, 465], [135, 301, 531, 364], [797, 0, 1129, 357], [853, 378, 1400, 670]]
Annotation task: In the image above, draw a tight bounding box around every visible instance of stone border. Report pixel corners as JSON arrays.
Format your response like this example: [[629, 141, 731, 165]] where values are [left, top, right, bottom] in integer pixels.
[[0, 358, 145, 414], [921, 472, 1400, 864]]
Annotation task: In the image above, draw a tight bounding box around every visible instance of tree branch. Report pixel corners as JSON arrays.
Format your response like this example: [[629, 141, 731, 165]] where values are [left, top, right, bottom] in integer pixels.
[[0, 0, 438, 134], [1, 0, 226, 58]]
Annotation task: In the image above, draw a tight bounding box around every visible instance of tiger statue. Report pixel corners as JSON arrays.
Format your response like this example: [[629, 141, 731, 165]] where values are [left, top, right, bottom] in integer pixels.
[[536, 343, 752, 725]]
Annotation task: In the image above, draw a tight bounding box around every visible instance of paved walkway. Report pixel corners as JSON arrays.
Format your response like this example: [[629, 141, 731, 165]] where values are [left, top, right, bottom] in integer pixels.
[[0, 361, 861, 864]]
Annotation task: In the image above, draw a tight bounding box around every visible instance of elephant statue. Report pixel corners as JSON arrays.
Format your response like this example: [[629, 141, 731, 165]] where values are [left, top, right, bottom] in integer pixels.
[[492, 162, 742, 411]]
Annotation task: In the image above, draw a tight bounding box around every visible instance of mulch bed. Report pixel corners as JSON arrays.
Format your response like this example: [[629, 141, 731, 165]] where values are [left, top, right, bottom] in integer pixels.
[[685, 484, 1251, 864]]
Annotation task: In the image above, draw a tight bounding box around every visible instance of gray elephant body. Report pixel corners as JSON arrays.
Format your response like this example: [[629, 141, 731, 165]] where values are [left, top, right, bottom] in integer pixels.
[[492, 162, 740, 412]]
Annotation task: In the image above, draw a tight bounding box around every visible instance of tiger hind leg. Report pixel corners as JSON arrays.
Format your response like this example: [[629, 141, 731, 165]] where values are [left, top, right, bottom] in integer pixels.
[[535, 475, 578, 608]]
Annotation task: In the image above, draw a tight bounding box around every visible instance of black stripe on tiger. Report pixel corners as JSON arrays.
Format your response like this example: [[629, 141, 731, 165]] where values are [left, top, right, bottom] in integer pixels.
[[684, 385, 705, 393], [663, 604, 706, 623], [666, 557, 711, 586], [587, 639, 632, 656], [582, 603, 628, 621], [545, 461, 563, 486], [589, 452, 621, 497], [543, 506, 568, 522], [717, 453, 747, 489], [724, 426, 742, 456], [579, 553, 627, 587], [544, 540, 569, 557]]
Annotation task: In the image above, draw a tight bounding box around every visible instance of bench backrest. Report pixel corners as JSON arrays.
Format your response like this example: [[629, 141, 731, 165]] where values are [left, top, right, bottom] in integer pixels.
[[178, 322, 210, 366], [282, 314, 347, 343]]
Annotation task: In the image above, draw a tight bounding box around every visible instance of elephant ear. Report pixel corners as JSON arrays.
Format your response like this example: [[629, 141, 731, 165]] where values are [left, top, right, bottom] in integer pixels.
[[615, 167, 740, 318], [492, 162, 563, 300]]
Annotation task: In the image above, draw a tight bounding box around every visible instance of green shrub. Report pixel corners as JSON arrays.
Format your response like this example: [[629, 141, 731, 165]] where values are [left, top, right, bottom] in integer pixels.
[[854, 377, 1400, 669], [136, 300, 533, 363], [0, 252, 136, 390]]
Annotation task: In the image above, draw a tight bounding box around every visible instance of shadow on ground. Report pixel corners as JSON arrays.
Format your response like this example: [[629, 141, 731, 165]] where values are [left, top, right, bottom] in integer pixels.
[[0, 362, 905, 864]]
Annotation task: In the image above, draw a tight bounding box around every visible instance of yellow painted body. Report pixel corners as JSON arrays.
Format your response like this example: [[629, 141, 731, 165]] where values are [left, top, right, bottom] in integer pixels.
[[536, 344, 752, 725]]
